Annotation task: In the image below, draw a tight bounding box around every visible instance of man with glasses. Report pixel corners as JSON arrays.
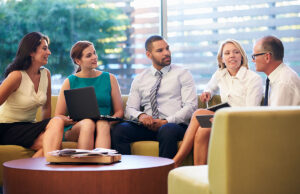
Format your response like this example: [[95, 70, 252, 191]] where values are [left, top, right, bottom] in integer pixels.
[[252, 35, 300, 106]]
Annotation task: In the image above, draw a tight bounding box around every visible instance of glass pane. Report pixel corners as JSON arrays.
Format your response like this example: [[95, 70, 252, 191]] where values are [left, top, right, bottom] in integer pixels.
[[167, 0, 300, 93], [125, 0, 161, 93]]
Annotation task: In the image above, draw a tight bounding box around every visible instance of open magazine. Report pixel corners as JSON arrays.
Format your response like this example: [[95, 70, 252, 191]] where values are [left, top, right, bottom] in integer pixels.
[[46, 148, 121, 164], [49, 148, 118, 157]]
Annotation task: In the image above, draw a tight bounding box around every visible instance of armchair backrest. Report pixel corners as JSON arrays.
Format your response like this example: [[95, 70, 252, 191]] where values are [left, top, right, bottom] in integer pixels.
[[208, 107, 300, 194]]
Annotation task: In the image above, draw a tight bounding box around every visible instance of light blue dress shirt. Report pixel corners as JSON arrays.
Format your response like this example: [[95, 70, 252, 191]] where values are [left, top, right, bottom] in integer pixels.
[[125, 65, 198, 125]]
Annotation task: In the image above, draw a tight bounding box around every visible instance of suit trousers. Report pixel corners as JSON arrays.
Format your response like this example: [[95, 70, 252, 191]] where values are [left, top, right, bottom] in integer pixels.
[[111, 122, 187, 159]]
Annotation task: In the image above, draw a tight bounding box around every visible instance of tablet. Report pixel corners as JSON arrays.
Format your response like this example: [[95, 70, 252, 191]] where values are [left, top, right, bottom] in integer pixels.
[[196, 115, 214, 128]]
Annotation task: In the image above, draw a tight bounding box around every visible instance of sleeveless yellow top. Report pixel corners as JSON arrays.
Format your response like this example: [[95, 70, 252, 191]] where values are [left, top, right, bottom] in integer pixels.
[[0, 68, 48, 123]]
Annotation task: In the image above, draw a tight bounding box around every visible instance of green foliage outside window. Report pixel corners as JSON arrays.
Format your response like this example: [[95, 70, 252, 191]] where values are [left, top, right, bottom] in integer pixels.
[[0, 0, 130, 79]]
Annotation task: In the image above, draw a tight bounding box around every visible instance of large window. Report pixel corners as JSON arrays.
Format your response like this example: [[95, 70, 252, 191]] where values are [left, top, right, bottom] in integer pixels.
[[0, 0, 160, 94], [0, 0, 299, 95], [167, 0, 300, 92]]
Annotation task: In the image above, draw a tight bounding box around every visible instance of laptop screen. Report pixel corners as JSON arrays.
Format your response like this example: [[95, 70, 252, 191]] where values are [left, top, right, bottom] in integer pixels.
[[64, 86, 100, 121]]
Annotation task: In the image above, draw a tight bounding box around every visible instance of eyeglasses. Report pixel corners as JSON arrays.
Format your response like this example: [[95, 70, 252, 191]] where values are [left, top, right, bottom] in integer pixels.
[[251, 53, 266, 60]]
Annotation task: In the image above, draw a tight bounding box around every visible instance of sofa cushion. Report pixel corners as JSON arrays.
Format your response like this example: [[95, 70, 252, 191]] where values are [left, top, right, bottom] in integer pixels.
[[131, 141, 159, 156], [61, 141, 78, 149], [0, 145, 35, 186], [0, 142, 77, 186]]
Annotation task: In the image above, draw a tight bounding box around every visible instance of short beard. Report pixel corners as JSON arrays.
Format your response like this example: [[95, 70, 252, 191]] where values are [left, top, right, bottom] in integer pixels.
[[153, 57, 171, 67]]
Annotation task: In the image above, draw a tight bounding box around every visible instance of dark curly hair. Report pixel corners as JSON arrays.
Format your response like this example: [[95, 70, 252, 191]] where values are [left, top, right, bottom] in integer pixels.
[[4, 32, 50, 77]]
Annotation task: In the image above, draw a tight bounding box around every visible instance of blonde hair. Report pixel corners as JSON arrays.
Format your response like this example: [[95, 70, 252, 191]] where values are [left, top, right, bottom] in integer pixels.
[[217, 39, 248, 69]]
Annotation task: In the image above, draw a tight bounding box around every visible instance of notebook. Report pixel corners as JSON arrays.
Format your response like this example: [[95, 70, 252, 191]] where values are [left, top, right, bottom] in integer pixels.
[[64, 86, 141, 125], [196, 115, 214, 128]]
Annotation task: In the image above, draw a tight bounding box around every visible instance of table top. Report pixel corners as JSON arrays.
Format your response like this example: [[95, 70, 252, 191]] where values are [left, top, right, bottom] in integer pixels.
[[3, 155, 174, 172]]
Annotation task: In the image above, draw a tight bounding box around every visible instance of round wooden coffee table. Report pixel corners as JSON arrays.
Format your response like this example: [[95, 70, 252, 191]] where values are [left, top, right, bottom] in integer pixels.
[[3, 155, 174, 194]]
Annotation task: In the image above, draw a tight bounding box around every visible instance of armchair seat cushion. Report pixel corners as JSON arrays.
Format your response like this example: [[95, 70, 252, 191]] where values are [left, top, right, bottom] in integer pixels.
[[168, 165, 209, 194]]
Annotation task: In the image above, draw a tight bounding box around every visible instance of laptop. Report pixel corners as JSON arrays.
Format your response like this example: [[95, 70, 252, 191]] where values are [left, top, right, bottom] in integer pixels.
[[64, 86, 141, 125], [64, 86, 120, 121]]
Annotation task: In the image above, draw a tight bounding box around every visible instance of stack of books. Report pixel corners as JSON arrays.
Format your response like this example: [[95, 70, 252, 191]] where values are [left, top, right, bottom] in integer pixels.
[[46, 148, 121, 164]]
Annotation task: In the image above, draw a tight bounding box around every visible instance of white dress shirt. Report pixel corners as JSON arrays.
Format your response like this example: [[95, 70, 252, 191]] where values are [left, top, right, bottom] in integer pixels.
[[268, 63, 300, 106], [204, 66, 263, 106], [125, 65, 198, 125]]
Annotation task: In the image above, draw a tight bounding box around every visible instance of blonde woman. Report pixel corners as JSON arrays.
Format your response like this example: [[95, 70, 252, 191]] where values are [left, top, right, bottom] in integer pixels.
[[173, 39, 263, 167]]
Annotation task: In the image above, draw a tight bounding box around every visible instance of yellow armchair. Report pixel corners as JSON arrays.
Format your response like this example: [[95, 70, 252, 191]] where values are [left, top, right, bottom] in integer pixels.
[[168, 107, 300, 194]]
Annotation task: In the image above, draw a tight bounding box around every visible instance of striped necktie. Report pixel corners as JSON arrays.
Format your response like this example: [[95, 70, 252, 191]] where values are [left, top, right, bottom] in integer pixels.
[[263, 78, 270, 106], [149, 71, 163, 118]]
